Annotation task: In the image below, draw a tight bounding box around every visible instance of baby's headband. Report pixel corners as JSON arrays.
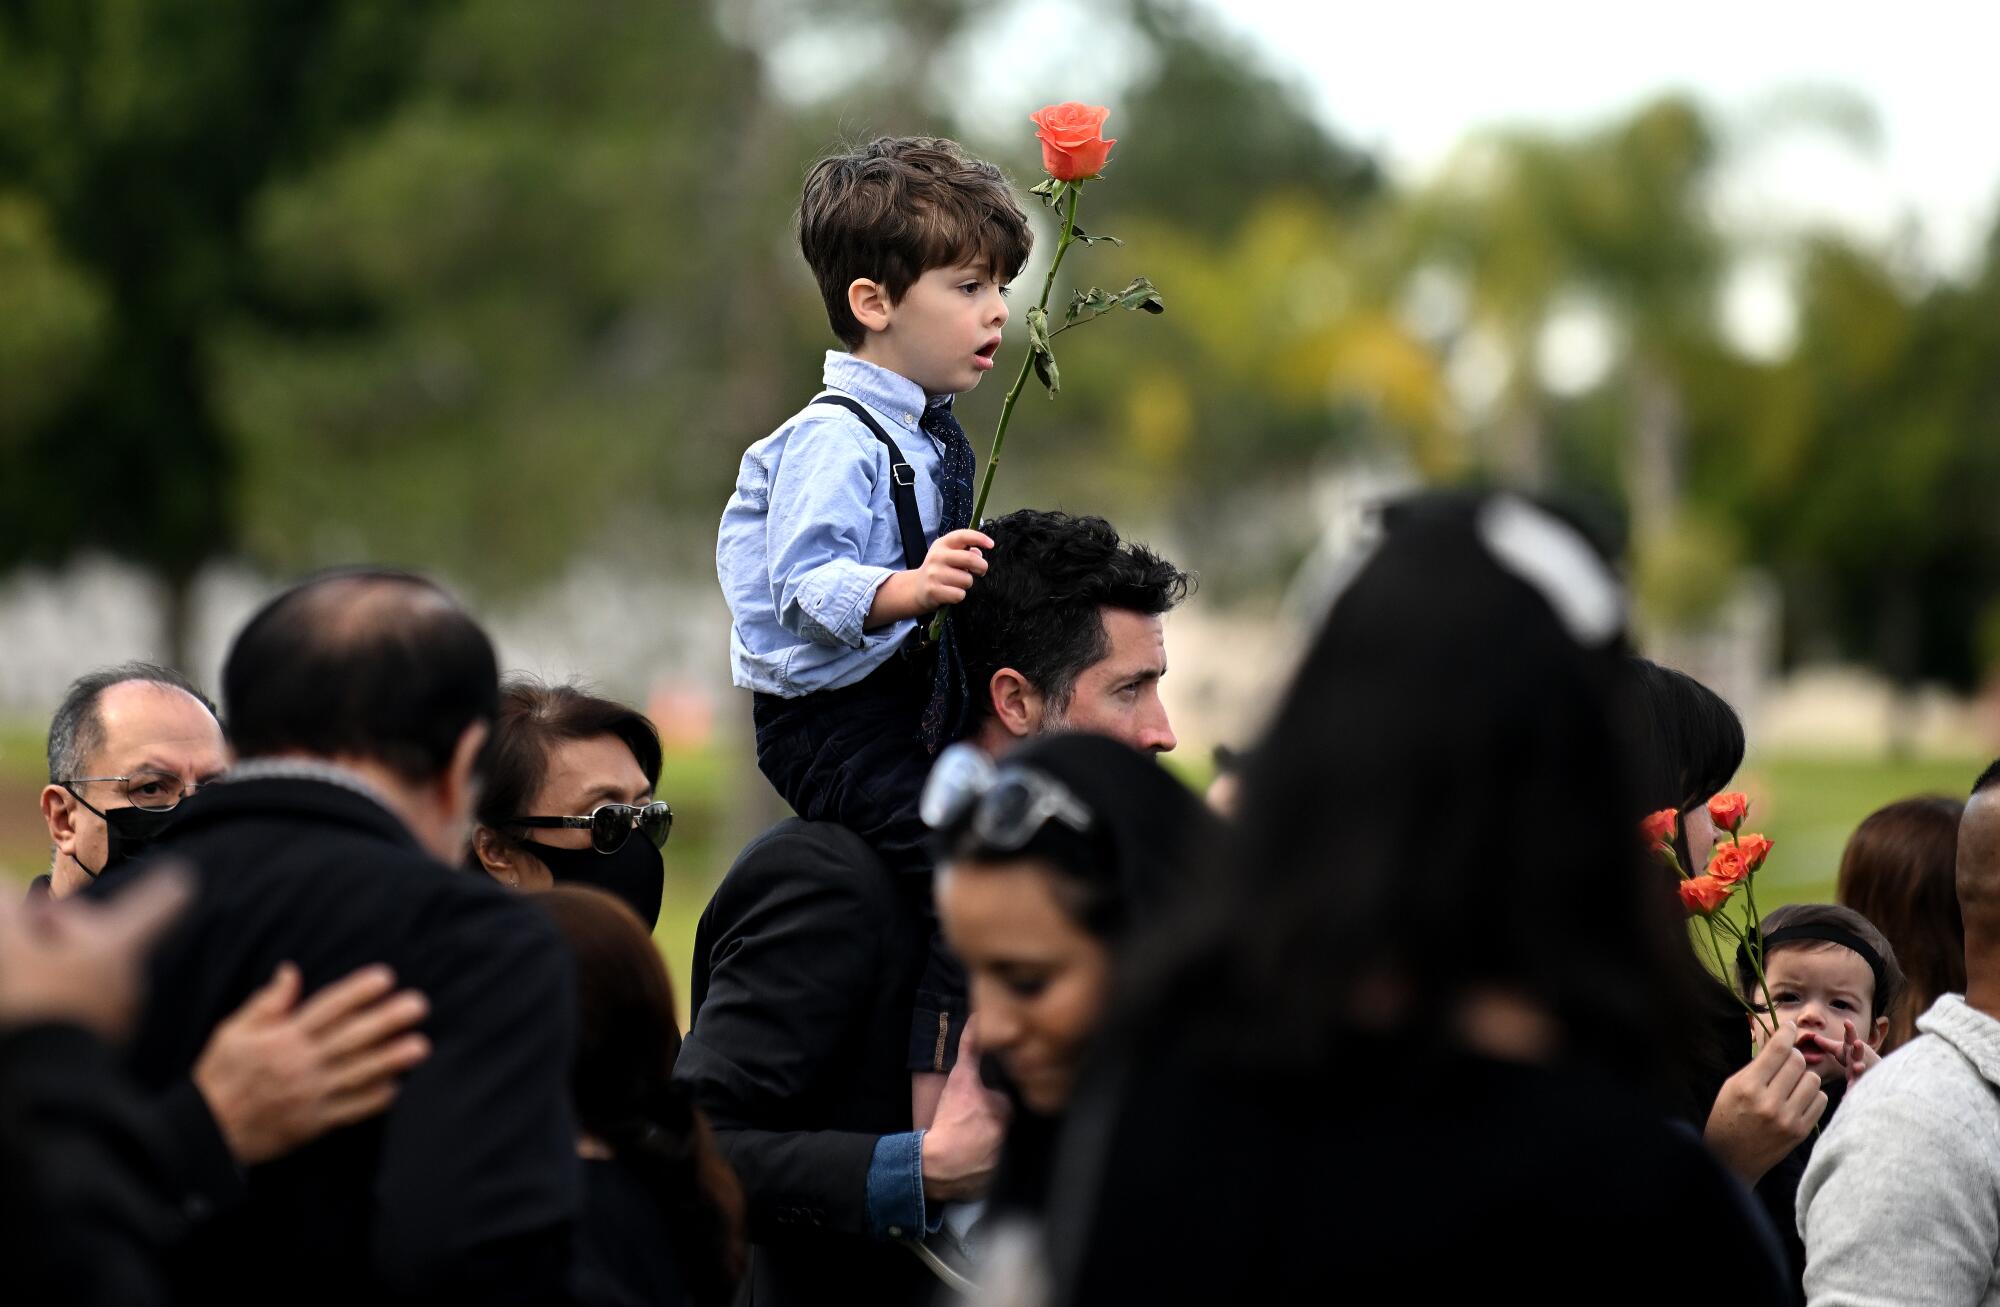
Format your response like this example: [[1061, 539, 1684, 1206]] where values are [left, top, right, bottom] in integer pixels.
[[1738, 923, 1889, 1014]]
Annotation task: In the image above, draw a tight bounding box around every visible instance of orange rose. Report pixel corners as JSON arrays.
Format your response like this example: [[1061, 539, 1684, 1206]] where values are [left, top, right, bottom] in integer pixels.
[[1030, 102, 1116, 182], [1707, 843, 1754, 885], [1678, 875, 1734, 916], [1737, 832, 1773, 872], [1640, 809, 1678, 846], [1707, 792, 1749, 834]]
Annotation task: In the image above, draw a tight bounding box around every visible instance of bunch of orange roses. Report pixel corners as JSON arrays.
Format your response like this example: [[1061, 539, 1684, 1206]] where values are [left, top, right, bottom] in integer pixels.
[[1644, 792, 1779, 1032]]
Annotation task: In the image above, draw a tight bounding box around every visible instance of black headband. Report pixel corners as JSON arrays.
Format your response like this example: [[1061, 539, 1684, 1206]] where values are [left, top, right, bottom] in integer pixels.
[[1738, 923, 1890, 1016]]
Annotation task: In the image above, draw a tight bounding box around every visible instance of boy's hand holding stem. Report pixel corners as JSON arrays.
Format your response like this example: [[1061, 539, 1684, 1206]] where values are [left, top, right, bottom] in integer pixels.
[[867, 529, 993, 630]]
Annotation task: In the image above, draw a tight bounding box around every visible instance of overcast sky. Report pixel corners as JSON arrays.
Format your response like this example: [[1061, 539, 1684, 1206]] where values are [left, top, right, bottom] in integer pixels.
[[758, 0, 2000, 288], [1200, 0, 2000, 278]]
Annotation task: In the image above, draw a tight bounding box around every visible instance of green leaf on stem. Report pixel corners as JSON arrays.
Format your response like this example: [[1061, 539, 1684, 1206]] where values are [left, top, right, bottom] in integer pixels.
[[1029, 178, 1065, 208], [1026, 305, 1059, 396], [1063, 286, 1119, 327], [1117, 275, 1165, 314], [1069, 224, 1123, 247]]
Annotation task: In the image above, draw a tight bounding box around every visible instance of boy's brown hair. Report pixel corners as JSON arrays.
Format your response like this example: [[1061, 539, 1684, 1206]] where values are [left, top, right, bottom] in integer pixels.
[[1737, 902, 1905, 1022], [798, 136, 1032, 349]]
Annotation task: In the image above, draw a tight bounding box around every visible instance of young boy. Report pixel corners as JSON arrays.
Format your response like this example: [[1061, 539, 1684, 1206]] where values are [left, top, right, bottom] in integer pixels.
[[1736, 903, 1904, 1304], [716, 136, 1033, 1075]]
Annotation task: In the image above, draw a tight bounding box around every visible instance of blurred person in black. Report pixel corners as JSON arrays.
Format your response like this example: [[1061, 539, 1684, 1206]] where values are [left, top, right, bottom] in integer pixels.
[[926, 733, 1212, 1295], [0, 866, 191, 1307], [675, 508, 1187, 1307], [536, 886, 744, 1307], [1042, 493, 1788, 1305], [470, 678, 672, 930], [95, 569, 589, 1306], [32, 660, 434, 1224]]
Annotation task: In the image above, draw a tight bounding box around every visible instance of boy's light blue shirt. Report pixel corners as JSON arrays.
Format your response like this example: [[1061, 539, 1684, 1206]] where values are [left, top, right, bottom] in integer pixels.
[[718, 352, 956, 697]]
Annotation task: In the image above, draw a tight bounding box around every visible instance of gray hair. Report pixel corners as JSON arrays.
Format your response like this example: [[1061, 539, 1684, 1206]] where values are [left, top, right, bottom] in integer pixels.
[[47, 662, 218, 783]]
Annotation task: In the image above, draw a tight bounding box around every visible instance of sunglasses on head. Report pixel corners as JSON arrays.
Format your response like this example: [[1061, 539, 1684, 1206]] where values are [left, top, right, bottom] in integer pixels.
[[508, 800, 674, 854], [919, 742, 1092, 853]]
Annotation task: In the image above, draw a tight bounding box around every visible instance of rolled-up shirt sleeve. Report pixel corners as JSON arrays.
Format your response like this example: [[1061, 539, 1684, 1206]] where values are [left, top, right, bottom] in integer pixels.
[[864, 1131, 932, 1241], [765, 419, 899, 650]]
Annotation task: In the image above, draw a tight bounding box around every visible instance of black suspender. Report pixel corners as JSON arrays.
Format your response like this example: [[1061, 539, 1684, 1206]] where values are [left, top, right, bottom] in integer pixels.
[[812, 394, 928, 572]]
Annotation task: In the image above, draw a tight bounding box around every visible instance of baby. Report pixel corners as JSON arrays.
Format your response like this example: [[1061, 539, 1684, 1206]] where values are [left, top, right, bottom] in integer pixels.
[[1737, 903, 1903, 1086], [1736, 901, 1904, 1303]]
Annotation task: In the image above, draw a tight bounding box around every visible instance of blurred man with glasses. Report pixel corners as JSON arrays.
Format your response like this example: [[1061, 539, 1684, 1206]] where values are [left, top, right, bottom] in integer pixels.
[[36, 662, 226, 899], [28, 661, 434, 1238]]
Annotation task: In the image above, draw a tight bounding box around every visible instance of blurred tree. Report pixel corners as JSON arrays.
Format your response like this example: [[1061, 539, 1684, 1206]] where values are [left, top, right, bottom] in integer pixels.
[[214, 0, 801, 596], [1719, 231, 2000, 691], [0, 0, 449, 664], [1400, 96, 1723, 514]]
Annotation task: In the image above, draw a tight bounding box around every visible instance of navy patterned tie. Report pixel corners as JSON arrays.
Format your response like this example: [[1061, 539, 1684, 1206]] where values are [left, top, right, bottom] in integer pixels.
[[920, 401, 976, 750]]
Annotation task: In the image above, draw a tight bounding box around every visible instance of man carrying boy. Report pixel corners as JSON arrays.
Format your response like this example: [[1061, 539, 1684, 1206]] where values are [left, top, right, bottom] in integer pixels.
[[717, 135, 1033, 1073], [684, 508, 1189, 1306]]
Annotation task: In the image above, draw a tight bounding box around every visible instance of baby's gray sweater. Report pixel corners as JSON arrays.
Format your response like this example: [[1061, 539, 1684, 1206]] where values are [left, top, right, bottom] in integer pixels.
[[1799, 994, 2000, 1306]]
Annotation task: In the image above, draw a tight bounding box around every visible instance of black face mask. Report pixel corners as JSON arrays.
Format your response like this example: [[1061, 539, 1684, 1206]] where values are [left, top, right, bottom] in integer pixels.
[[521, 835, 665, 931], [69, 798, 179, 878]]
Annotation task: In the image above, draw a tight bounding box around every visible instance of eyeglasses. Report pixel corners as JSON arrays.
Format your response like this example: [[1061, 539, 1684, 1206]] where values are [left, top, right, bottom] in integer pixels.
[[508, 801, 674, 854], [62, 770, 208, 813], [919, 743, 1092, 852]]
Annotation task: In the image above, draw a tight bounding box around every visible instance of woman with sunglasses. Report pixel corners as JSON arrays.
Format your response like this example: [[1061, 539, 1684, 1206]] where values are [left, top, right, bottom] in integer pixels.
[[925, 731, 1213, 1286], [469, 678, 674, 930]]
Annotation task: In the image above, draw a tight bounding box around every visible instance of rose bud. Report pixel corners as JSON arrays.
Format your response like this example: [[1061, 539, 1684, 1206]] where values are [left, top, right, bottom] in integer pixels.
[[1678, 874, 1734, 916], [1030, 102, 1117, 182], [1707, 792, 1750, 833], [1640, 808, 1679, 846]]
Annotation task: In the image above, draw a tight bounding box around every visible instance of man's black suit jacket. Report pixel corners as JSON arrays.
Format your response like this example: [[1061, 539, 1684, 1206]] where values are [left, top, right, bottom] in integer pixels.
[[0, 1023, 178, 1307], [99, 775, 584, 1307], [676, 818, 938, 1307]]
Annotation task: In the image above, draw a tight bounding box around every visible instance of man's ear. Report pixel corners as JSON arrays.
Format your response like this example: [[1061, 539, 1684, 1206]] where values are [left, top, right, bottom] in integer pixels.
[[1869, 1015, 1891, 1050], [442, 721, 490, 815], [40, 784, 80, 854], [848, 277, 894, 336], [987, 668, 1042, 739]]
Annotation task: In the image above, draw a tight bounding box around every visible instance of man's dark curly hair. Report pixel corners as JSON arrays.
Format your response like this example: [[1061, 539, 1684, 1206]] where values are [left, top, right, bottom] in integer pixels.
[[955, 510, 1191, 718]]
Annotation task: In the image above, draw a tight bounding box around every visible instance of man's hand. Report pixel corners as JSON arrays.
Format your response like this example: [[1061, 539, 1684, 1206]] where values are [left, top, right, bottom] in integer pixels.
[[195, 962, 431, 1165], [920, 1015, 1010, 1203], [0, 864, 191, 1039], [868, 530, 993, 629], [1704, 1022, 1827, 1185]]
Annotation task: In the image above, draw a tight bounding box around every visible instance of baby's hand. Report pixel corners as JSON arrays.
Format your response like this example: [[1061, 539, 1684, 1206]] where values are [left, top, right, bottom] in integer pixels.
[[913, 529, 993, 612], [1839, 1019, 1883, 1085]]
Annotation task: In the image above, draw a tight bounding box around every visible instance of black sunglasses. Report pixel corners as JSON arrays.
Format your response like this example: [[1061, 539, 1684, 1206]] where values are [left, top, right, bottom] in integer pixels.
[[509, 801, 674, 854]]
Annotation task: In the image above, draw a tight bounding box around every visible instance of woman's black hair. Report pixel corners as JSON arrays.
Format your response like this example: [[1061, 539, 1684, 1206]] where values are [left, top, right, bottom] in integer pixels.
[[939, 733, 1213, 939], [1113, 491, 1697, 1097], [536, 887, 744, 1306], [1621, 658, 1745, 820]]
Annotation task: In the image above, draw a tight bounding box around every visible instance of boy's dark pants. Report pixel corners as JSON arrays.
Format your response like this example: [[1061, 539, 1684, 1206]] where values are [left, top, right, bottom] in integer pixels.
[[752, 655, 967, 1073]]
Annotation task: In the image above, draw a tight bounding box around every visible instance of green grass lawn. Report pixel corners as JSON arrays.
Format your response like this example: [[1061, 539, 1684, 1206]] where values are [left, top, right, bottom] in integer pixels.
[[1, 730, 1984, 1028], [1733, 753, 1982, 908]]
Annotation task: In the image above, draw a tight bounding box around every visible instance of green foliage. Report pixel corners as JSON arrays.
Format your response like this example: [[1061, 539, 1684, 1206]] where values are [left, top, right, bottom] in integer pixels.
[[5, 0, 2000, 689]]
